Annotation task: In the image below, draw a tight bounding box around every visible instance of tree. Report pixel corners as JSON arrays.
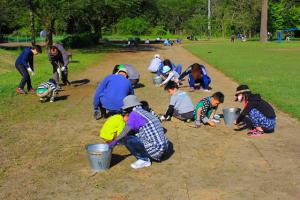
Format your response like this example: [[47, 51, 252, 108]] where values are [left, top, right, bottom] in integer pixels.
[[260, 0, 268, 42]]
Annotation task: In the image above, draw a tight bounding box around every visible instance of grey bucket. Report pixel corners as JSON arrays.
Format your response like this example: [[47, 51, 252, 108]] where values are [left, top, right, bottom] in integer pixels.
[[86, 144, 112, 172], [153, 76, 162, 86], [222, 108, 241, 126]]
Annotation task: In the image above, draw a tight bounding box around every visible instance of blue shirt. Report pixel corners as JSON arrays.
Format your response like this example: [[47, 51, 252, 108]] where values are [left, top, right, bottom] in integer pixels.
[[15, 47, 34, 71], [93, 74, 134, 111]]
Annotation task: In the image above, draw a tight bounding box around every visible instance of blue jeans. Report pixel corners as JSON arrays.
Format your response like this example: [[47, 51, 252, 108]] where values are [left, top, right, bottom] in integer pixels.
[[122, 135, 149, 161]]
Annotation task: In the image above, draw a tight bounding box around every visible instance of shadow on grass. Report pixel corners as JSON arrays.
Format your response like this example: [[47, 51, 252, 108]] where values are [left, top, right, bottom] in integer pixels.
[[110, 153, 131, 168], [55, 95, 69, 101], [71, 79, 90, 87]]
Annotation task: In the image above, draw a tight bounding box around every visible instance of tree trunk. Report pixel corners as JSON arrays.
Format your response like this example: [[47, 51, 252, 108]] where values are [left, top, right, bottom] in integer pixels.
[[260, 0, 268, 43], [93, 20, 102, 39], [28, 0, 36, 45], [46, 19, 55, 47]]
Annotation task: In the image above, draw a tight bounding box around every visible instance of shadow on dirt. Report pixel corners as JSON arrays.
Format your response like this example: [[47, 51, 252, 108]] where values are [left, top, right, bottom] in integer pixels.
[[110, 153, 131, 168], [133, 83, 145, 89], [71, 79, 90, 87]]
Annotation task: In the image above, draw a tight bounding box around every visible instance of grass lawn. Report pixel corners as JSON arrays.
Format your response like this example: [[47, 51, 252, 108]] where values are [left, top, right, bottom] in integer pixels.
[[0, 46, 115, 123], [185, 41, 300, 119]]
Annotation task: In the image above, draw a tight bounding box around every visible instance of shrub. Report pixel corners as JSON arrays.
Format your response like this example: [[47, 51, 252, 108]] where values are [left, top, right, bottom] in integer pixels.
[[61, 33, 99, 48], [150, 26, 167, 36], [116, 18, 150, 35]]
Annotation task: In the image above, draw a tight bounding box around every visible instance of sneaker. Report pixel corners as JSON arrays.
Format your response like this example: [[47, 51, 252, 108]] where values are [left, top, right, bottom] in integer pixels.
[[49, 97, 55, 103], [16, 88, 26, 94], [130, 159, 151, 169], [40, 97, 46, 103], [28, 88, 35, 94], [247, 129, 264, 137], [211, 118, 220, 123]]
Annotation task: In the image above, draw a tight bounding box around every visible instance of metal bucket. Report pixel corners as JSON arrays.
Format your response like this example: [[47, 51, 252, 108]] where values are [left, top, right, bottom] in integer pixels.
[[86, 144, 112, 172], [222, 108, 241, 126], [153, 76, 162, 86]]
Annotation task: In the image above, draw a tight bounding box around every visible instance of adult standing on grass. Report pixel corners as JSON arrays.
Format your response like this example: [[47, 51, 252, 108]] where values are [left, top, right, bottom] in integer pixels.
[[93, 67, 134, 120], [15, 45, 42, 94], [48, 45, 71, 86]]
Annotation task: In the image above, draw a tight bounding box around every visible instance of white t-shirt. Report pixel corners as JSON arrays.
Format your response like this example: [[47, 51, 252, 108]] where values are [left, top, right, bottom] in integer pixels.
[[148, 58, 162, 72]]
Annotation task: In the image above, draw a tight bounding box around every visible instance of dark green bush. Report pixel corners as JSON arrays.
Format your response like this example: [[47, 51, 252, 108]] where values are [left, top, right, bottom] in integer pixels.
[[61, 33, 99, 48]]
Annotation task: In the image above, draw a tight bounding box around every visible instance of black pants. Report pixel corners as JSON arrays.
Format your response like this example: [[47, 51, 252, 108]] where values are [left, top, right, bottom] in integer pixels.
[[15, 64, 32, 90], [61, 66, 70, 85]]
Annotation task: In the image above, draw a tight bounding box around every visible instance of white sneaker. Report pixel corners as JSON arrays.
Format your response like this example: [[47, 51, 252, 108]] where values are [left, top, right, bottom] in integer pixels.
[[130, 159, 151, 169]]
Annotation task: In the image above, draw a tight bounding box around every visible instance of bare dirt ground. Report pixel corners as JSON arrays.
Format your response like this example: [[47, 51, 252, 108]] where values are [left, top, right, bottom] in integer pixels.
[[1, 44, 300, 200]]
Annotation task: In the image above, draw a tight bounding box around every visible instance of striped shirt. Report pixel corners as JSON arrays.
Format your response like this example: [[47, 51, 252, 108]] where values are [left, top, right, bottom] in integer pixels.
[[37, 81, 57, 91]]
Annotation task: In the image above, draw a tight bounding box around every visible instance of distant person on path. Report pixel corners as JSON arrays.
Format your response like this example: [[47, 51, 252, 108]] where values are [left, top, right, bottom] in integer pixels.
[[160, 81, 194, 122], [230, 34, 235, 42], [148, 54, 162, 73], [108, 95, 169, 169], [93, 67, 134, 120], [233, 85, 276, 136], [15, 45, 42, 94], [36, 78, 58, 103], [179, 63, 211, 91], [194, 92, 224, 127], [48, 44, 71, 86], [112, 64, 140, 88]]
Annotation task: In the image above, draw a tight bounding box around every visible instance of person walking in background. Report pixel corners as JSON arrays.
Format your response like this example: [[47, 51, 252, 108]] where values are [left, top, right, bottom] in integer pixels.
[[179, 63, 211, 91], [93, 67, 134, 120], [233, 85, 276, 136], [15, 45, 42, 94]]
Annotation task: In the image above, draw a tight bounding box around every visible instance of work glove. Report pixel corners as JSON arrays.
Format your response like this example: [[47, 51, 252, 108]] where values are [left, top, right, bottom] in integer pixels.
[[27, 68, 35, 76], [160, 115, 166, 121], [195, 120, 201, 128], [93, 110, 102, 120], [108, 140, 118, 148], [61, 66, 66, 71]]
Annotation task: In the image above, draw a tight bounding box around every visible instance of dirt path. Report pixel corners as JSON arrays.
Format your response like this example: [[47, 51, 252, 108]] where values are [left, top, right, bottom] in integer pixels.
[[1, 45, 300, 200]]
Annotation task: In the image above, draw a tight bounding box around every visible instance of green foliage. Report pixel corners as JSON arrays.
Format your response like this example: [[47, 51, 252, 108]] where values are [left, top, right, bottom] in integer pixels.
[[61, 33, 99, 48], [185, 41, 300, 119], [150, 26, 167, 36], [116, 17, 150, 35]]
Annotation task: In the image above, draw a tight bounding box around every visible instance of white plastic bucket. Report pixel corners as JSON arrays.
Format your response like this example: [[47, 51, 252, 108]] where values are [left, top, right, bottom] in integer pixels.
[[86, 144, 112, 172]]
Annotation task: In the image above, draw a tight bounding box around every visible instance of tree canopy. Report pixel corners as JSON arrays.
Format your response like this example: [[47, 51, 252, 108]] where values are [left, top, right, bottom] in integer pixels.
[[1, 0, 299, 43]]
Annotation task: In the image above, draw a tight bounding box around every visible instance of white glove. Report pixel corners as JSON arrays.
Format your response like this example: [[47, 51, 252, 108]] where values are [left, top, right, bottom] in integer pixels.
[[160, 115, 166, 121], [27, 68, 35, 76], [61, 66, 66, 71]]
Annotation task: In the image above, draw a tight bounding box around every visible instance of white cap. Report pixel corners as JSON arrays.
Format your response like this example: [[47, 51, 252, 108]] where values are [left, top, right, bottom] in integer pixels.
[[154, 54, 160, 59]]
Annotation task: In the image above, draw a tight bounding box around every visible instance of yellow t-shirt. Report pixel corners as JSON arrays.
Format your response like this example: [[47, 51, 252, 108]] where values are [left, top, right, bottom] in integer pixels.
[[100, 114, 125, 141]]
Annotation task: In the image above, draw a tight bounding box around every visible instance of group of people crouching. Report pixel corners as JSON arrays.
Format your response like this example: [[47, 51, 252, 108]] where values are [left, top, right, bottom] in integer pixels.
[[15, 44, 71, 102], [93, 55, 276, 169]]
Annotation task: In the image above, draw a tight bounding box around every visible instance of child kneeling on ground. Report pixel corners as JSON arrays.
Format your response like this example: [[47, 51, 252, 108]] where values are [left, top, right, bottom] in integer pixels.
[[194, 92, 224, 127], [100, 114, 126, 142], [36, 79, 58, 103], [233, 85, 276, 136], [161, 81, 194, 122]]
